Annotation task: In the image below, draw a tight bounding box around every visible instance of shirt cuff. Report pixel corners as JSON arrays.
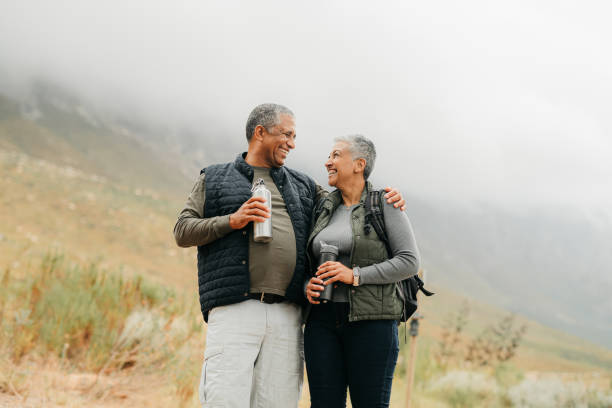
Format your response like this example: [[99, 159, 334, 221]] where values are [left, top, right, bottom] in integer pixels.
[[216, 214, 234, 235], [355, 265, 372, 286]]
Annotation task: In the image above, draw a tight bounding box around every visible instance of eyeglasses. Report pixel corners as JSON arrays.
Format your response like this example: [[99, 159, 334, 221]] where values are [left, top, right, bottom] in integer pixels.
[[264, 126, 296, 141]]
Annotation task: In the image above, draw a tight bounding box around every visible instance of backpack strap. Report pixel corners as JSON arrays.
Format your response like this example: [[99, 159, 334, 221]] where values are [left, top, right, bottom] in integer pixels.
[[414, 275, 435, 297], [365, 189, 410, 339], [365, 189, 392, 256]]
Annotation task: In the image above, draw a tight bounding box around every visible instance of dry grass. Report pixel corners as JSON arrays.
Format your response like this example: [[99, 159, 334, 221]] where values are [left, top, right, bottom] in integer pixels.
[[0, 253, 205, 407], [0, 149, 195, 292]]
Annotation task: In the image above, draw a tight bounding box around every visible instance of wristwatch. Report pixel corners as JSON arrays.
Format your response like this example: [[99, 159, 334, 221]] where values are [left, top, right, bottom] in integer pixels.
[[352, 267, 360, 286]]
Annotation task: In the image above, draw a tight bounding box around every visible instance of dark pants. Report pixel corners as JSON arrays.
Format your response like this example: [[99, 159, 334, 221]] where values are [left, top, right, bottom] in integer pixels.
[[304, 302, 399, 408]]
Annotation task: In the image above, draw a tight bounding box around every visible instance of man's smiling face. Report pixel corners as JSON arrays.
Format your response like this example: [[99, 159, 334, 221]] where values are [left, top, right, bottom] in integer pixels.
[[260, 114, 296, 167]]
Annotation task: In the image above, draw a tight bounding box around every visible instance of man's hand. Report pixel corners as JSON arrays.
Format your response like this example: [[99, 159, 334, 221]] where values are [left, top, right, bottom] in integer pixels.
[[316, 261, 354, 285], [306, 277, 325, 304], [384, 187, 405, 211], [229, 196, 270, 230]]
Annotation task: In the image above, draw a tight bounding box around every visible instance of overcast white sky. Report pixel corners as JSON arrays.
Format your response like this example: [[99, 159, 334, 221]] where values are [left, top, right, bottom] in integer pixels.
[[1, 0, 611, 218]]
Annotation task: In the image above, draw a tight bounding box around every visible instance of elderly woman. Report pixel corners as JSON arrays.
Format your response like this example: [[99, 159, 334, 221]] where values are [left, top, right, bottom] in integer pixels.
[[304, 135, 420, 408]]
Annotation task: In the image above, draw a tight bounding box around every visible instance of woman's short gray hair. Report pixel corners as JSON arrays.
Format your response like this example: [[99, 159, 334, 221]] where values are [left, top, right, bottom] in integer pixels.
[[334, 134, 376, 179], [246, 103, 294, 141]]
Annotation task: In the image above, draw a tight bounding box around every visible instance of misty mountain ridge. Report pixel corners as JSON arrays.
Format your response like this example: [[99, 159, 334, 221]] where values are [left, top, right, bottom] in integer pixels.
[[0, 80, 221, 195], [1, 81, 611, 348], [405, 197, 612, 346]]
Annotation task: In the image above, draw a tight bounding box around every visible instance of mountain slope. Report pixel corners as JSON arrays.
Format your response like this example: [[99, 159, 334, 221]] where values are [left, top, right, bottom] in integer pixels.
[[407, 198, 612, 347], [1, 81, 611, 349], [2, 148, 611, 376], [0, 84, 194, 197]]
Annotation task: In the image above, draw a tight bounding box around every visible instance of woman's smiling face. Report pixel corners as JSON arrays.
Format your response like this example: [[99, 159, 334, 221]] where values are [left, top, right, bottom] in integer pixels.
[[325, 141, 357, 187]]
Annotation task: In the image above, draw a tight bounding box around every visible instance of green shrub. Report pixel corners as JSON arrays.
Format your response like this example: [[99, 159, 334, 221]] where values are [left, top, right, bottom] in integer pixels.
[[427, 370, 500, 407], [446, 388, 483, 407], [494, 362, 524, 388], [2, 253, 196, 372]]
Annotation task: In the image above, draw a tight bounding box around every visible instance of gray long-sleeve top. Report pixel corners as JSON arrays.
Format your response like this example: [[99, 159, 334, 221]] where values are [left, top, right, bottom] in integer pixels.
[[311, 199, 420, 301]]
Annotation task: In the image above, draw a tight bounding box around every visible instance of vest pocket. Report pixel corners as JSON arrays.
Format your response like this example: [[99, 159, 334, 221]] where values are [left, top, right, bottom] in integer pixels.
[[382, 283, 403, 316], [361, 284, 382, 301], [350, 283, 403, 320], [351, 284, 383, 318]]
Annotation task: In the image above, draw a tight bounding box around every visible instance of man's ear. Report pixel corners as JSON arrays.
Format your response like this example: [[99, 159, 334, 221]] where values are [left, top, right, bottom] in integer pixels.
[[253, 125, 266, 142]]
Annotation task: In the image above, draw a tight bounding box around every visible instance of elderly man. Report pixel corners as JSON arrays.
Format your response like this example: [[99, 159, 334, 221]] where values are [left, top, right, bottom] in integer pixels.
[[174, 103, 404, 408]]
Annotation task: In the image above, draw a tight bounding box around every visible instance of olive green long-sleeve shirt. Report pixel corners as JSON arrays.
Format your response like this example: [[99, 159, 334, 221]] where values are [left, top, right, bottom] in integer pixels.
[[173, 172, 234, 248], [174, 171, 327, 295], [173, 172, 327, 247]]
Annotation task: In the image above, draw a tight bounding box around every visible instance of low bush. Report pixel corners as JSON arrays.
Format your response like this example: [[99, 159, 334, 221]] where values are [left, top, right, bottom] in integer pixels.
[[0, 252, 201, 404], [427, 370, 500, 407], [507, 377, 612, 408]]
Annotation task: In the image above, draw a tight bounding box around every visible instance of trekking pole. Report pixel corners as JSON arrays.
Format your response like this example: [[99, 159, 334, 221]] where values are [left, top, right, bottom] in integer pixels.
[[405, 269, 427, 408], [405, 314, 420, 408]]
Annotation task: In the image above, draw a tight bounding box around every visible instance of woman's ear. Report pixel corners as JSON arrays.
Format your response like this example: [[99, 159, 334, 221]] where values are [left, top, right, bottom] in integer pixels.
[[354, 158, 366, 175]]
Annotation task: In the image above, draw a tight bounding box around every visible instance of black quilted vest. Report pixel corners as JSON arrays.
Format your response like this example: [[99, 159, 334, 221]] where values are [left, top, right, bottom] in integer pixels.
[[196, 153, 316, 321]]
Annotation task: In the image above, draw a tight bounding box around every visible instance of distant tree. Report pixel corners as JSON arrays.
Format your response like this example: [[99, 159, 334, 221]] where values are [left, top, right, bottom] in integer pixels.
[[435, 300, 470, 368], [465, 313, 527, 366]]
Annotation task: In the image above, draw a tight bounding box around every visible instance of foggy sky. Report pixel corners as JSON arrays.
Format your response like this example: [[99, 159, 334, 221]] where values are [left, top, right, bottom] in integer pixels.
[[1, 0, 611, 219]]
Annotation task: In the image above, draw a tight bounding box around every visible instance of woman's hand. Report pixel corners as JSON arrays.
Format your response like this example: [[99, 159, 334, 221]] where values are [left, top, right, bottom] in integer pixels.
[[316, 261, 354, 285], [306, 277, 325, 304]]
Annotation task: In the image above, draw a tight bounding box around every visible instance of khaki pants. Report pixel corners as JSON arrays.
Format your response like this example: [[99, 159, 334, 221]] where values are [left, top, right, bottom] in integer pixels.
[[199, 299, 304, 408]]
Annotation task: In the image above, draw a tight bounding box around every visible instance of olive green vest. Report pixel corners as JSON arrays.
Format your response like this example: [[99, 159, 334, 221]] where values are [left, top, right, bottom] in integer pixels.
[[307, 182, 404, 322]]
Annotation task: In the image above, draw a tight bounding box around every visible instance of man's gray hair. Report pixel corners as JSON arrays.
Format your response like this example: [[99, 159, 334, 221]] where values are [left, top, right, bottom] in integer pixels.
[[334, 134, 376, 180], [245, 103, 294, 141]]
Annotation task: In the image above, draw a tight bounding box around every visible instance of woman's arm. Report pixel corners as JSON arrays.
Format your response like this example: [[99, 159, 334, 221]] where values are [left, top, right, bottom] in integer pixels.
[[357, 201, 420, 285]]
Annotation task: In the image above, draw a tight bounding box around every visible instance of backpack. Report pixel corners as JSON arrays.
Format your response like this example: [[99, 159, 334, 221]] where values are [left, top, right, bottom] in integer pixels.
[[364, 189, 434, 322]]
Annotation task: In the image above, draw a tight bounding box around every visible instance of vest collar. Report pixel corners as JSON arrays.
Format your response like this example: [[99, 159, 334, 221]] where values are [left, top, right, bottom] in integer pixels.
[[234, 152, 254, 181], [323, 181, 373, 211], [234, 152, 286, 183]]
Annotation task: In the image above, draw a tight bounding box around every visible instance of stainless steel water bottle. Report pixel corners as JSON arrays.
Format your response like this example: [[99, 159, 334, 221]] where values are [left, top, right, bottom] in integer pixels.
[[251, 178, 273, 243], [318, 242, 338, 303]]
